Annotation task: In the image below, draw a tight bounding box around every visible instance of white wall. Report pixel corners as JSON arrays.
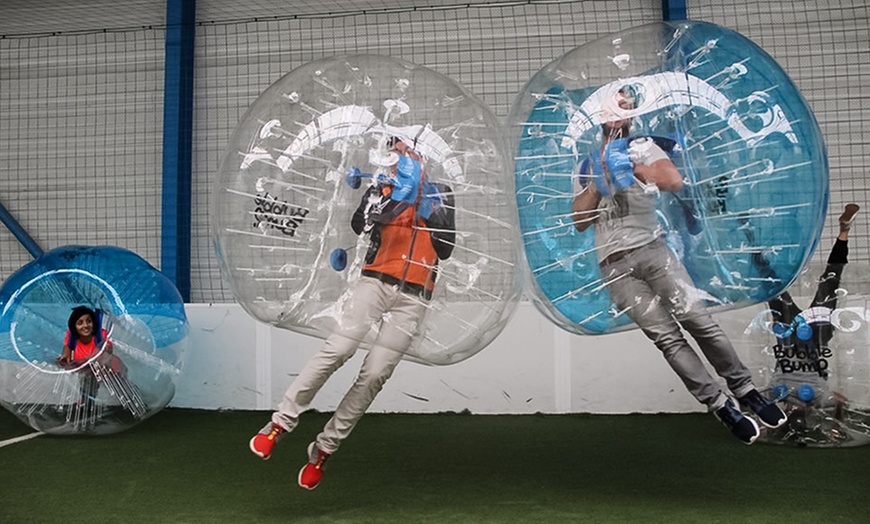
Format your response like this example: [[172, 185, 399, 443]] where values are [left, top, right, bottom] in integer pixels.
[[173, 302, 706, 414]]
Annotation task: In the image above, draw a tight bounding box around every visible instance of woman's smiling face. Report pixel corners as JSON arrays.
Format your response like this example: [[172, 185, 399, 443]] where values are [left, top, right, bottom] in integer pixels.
[[74, 314, 94, 338]]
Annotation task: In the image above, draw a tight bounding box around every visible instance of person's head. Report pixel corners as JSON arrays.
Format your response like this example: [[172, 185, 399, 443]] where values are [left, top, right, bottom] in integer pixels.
[[388, 136, 422, 161], [68, 306, 97, 341], [388, 135, 410, 155], [601, 87, 637, 139]]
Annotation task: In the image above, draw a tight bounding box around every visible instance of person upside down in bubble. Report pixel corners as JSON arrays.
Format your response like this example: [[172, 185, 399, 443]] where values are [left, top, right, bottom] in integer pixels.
[[754, 204, 860, 443], [571, 86, 786, 445], [250, 135, 456, 490]]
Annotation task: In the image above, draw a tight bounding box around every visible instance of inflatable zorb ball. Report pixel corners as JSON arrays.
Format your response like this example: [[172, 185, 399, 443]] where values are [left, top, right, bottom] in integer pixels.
[[509, 21, 828, 334], [720, 260, 870, 447], [213, 54, 521, 365], [0, 246, 189, 435]]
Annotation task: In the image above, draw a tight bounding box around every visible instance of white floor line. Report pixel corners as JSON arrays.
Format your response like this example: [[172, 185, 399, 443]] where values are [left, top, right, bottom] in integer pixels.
[[0, 431, 44, 448]]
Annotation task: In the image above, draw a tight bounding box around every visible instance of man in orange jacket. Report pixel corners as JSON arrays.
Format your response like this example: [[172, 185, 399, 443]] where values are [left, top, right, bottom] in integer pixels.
[[249, 136, 455, 490]]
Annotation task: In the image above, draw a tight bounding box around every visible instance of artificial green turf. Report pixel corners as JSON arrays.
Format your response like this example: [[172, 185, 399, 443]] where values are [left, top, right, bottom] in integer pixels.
[[1, 407, 869, 523]]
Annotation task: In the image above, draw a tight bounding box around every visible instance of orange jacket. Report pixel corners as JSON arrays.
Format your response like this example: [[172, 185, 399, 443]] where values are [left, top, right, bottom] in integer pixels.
[[351, 181, 455, 297]]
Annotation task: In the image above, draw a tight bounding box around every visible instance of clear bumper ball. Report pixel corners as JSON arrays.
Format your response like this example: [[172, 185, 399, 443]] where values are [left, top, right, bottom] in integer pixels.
[[720, 261, 870, 447], [213, 54, 521, 365]]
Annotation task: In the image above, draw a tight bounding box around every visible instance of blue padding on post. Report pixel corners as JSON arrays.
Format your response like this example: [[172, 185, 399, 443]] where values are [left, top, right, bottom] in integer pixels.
[[161, 0, 196, 301], [662, 0, 687, 21]]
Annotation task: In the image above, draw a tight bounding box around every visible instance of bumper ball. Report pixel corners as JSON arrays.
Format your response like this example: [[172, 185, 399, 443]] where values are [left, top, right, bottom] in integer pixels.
[[509, 20, 828, 335], [0, 246, 189, 435], [719, 259, 870, 447], [213, 54, 521, 365]]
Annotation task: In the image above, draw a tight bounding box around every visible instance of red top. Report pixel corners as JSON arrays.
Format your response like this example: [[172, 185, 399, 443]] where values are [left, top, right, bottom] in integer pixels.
[[64, 329, 112, 360]]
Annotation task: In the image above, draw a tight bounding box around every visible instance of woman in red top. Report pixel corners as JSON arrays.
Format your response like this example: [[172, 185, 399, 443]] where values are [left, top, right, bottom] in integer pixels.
[[59, 306, 112, 364], [57, 307, 141, 427]]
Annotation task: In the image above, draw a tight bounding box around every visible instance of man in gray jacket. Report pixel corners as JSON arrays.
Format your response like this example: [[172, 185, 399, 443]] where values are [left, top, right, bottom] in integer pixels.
[[571, 86, 786, 444]]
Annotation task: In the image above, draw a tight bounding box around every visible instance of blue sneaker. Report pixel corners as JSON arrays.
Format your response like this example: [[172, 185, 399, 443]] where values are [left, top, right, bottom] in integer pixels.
[[716, 399, 760, 445], [739, 389, 787, 429]]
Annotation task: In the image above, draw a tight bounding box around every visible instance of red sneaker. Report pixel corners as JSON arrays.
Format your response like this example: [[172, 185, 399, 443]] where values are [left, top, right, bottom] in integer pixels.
[[249, 422, 285, 460], [298, 442, 330, 490]]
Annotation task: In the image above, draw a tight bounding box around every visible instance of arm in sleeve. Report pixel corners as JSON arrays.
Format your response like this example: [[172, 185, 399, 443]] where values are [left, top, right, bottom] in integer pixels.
[[572, 158, 601, 232], [351, 186, 378, 235], [630, 140, 682, 192], [102, 329, 114, 352], [60, 331, 72, 363], [423, 183, 456, 260]]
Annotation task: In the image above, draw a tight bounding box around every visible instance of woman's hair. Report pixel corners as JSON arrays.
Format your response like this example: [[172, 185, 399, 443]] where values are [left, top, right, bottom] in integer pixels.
[[67, 306, 97, 341]]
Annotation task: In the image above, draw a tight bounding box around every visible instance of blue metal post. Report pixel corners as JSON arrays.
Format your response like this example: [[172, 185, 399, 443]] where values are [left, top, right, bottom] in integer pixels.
[[0, 199, 44, 259], [662, 0, 688, 21], [161, 0, 196, 301]]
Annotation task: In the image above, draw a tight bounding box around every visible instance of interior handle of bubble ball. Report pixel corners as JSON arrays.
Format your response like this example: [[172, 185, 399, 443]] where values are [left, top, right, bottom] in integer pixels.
[[329, 245, 360, 272], [0, 197, 44, 259], [346, 167, 393, 189]]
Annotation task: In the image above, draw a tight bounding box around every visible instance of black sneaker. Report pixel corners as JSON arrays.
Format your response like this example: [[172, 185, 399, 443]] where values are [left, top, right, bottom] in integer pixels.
[[716, 399, 760, 445], [739, 389, 787, 429]]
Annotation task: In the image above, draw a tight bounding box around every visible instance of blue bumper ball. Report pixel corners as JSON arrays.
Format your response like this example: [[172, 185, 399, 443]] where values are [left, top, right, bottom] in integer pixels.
[[0, 245, 189, 435]]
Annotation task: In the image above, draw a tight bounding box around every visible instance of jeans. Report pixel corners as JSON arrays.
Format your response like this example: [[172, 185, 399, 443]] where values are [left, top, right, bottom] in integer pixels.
[[603, 238, 754, 410]]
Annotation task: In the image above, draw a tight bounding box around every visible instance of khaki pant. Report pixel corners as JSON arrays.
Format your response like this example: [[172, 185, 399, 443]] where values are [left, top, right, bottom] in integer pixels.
[[273, 276, 426, 453]]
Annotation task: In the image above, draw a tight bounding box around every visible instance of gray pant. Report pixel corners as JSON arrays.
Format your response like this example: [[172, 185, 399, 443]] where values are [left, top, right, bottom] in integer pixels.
[[273, 276, 426, 454], [604, 238, 754, 410]]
